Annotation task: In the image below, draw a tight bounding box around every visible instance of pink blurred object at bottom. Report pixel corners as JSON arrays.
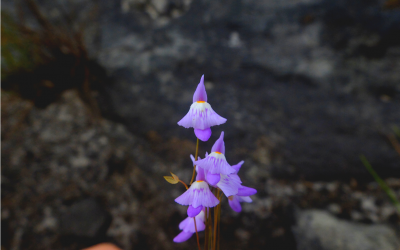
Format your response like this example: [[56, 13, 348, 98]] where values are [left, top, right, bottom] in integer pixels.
[[83, 243, 122, 250]]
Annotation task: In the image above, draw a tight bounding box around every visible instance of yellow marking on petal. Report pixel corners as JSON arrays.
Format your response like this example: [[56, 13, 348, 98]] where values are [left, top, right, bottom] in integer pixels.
[[215, 151, 222, 154], [196, 101, 205, 103], [196, 180, 204, 182]]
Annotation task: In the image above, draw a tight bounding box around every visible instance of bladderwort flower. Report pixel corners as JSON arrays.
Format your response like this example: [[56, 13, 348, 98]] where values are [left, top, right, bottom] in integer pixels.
[[166, 74, 257, 250], [195, 132, 236, 185], [175, 165, 220, 211], [177, 75, 227, 142], [192, 155, 245, 198], [173, 209, 206, 243]]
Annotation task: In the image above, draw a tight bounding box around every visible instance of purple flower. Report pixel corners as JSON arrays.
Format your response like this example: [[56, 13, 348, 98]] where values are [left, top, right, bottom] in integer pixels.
[[195, 132, 235, 182], [177, 75, 227, 141], [175, 180, 219, 208], [225, 161, 257, 212], [173, 210, 206, 243]]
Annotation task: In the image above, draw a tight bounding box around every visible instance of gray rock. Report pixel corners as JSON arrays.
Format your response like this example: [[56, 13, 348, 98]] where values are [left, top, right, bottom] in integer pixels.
[[92, 0, 400, 180], [293, 210, 400, 250], [3, 0, 400, 180]]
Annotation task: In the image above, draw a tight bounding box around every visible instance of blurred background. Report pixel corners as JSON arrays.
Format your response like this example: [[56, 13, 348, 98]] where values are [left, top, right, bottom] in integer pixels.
[[2, 0, 400, 249]]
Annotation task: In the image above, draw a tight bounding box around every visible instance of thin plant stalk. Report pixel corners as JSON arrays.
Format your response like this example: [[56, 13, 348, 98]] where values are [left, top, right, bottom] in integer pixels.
[[204, 207, 209, 250], [213, 189, 220, 250], [217, 193, 222, 250], [208, 207, 213, 250], [194, 217, 201, 250], [190, 138, 200, 185]]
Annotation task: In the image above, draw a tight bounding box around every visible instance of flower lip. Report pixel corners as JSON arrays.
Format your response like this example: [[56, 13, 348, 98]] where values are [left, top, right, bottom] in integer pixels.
[[177, 102, 226, 130], [175, 180, 219, 208]]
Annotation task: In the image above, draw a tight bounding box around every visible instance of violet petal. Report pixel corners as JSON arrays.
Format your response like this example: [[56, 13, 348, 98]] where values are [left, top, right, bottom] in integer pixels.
[[228, 196, 242, 213], [193, 75, 207, 103], [237, 186, 257, 196], [232, 161, 244, 174], [173, 231, 193, 243], [206, 173, 221, 186], [194, 128, 212, 141], [187, 205, 203, 217], [211, 131, 225, 154]]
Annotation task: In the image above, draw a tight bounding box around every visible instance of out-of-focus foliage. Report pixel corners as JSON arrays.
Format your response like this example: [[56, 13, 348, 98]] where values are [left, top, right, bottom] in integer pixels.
[[1, 11, 44, 79], [361, 155, 400, 215], [1, 0, 104, 113]]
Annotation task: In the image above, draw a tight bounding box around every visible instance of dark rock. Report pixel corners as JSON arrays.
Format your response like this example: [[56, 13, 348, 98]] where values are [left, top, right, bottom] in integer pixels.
[[60, 198, 111, 238], [293, 209, 400, 250], [1, 218, 12, 249]]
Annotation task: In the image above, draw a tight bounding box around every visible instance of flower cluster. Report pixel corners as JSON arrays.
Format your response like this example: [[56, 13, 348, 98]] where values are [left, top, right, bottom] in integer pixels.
[[166, 75, 257, 248]]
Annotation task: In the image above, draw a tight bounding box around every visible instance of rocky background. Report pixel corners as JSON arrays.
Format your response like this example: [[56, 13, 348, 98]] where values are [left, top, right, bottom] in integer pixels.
[[2, 0, 400, 249]]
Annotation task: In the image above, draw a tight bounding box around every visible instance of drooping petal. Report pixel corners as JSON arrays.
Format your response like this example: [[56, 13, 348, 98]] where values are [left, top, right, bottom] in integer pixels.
[[211, 132, 225, 154], [195, 152, 235, 175], [187, 205, 203, 217], [228, 196, 242, 213], [232, 161, 244, 174], [173, 231, 193, 243], [217, 174, 242, 197], [194, 128, 212, 141], [179, 216, 190, 230], [206, 173, 221, 186], [175, 181, 219, 208], [179, 211, 206, 233], [238, 196, 252, 203], [237, 186, 257, 196], [177, 110, 193, 129], [193, 75, 207, 103]]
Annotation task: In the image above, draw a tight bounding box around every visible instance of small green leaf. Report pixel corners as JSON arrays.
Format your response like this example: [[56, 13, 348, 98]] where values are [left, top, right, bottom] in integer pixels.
[[164, 176, 179, 184]]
